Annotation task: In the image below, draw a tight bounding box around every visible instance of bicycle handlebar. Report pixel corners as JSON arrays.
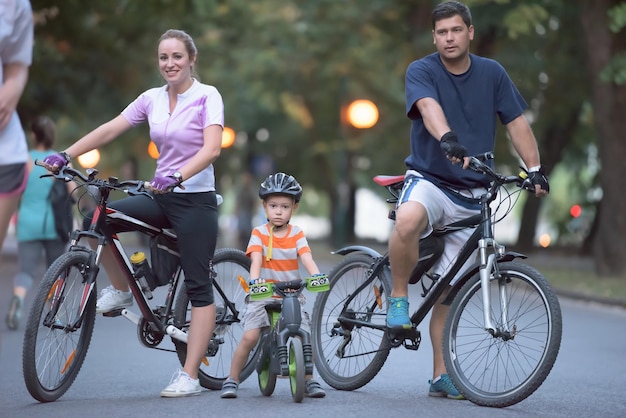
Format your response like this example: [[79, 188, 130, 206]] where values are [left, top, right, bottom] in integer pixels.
[[35, 159, 150, 198], [465, 153, 535, 194]]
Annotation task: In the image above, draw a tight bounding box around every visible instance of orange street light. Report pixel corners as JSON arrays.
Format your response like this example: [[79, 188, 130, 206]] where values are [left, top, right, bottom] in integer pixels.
[[222, 126, 235, 148], [77, 149, 101, 168], [346, 99, 379, 129], [148, 141, 159, 159]]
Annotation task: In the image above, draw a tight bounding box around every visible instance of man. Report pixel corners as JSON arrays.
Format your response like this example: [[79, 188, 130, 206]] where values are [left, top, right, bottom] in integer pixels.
[[386, 1, 549, 399]]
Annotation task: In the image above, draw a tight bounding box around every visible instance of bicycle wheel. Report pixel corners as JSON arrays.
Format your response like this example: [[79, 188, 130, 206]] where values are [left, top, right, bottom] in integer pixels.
[[22, 250, 97, 402], [443, 261, 562, 407], [289, 337, 305, 403], [258, 336, 277, 396], [312, 253, 392, 391], [173, 248, 258, 390]]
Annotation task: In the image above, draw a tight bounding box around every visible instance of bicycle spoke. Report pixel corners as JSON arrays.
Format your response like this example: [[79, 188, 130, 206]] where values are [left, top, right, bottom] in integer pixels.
[[312, 254, 392, 390], [23, 251, 97, 402], [444, 262, 562, 407]]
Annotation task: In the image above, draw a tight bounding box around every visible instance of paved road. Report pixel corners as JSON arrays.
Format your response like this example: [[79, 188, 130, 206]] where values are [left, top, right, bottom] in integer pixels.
[[1, 246, 626, 417]]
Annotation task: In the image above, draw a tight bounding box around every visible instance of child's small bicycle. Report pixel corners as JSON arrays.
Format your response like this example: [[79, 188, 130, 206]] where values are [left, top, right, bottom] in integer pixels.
[[247, 275, 329, 403]]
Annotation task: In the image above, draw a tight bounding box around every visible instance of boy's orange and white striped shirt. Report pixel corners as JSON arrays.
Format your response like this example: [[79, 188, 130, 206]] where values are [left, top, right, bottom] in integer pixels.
[[246, 223, 311, 283]]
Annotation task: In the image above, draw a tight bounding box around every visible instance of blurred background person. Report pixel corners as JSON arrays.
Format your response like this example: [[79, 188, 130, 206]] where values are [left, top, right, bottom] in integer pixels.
[[5, 116, 73, 330], [0, 0, 34, 254]]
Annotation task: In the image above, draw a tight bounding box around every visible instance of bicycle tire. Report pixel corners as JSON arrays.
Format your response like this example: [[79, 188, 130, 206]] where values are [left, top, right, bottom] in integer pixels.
[[22, 250, 97, 402], [173, 248, 258, 390], [443, 261, 562, 407], [289, 337, 305, 403], [311, 253, 392, 391], [257, 342, 277, 397]]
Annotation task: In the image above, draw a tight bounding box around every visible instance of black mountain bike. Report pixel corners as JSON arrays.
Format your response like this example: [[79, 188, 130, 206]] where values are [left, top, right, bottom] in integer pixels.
[[22, 162, 257, 402], [312, 153, 562, 407]]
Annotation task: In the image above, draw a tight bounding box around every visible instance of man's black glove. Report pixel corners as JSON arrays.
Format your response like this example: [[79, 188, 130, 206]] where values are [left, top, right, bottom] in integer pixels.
[[440, 131, 467, 160], [528, 165, 550, 193]]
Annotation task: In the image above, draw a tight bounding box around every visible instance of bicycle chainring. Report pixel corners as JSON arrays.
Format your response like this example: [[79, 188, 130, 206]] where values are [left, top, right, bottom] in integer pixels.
[[138, 317, 165, 348]]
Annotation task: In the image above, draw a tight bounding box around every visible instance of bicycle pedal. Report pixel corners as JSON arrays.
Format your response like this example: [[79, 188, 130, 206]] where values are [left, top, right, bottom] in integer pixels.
[[102, 308, 124, 317], [387, 326, 420, 349], [401, 328, 421, 351]]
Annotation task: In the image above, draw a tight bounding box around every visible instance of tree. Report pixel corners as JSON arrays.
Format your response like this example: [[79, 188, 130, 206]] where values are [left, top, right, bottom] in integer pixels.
[[580, 0, 626, 276]]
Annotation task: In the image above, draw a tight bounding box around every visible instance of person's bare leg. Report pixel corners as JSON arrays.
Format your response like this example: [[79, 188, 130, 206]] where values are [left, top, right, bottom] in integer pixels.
[[0, 195, 20, 251], [430, 291, 450, 379], [183, 304, 216, 379], [388, 201, 428, 297], [227, 328, 260, 381], [96, 244, 130, 291]]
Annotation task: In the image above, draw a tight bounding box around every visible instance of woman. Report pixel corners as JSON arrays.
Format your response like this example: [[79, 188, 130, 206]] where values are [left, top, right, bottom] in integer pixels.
[[44, 29, 224, 398]]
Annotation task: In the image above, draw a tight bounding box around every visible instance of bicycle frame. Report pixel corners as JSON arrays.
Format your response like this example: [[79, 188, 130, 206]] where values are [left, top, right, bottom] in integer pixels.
[[65, 192, 188, 345]]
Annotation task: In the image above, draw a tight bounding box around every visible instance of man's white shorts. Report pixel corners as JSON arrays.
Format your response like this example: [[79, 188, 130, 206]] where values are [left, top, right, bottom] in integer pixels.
[[398, 170, 486, 282]]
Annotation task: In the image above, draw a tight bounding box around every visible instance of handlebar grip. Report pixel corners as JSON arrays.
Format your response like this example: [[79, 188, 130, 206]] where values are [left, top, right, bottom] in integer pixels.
[[475, 152, 495, 162]]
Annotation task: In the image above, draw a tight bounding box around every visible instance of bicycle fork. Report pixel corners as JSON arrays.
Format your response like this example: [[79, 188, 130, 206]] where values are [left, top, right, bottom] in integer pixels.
[[478, 238, 512, 338]]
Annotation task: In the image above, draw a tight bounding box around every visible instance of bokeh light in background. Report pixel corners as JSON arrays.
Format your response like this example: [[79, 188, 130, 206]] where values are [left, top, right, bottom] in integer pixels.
[[222, 126, 235, 148], [539, 233, 551, 248], [570, 204, 582, 218], [346, 99, 379, 129], [77, 149, 100, 168], [148, 141, 159, 159]]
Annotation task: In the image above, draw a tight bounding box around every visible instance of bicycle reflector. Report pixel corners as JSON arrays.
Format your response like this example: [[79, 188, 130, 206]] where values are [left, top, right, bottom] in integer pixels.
[[237, 275, 250, 293]]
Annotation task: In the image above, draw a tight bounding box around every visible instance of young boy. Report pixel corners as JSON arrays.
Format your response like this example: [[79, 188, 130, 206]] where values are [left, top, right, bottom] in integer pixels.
[[221, 172, 326, 399]]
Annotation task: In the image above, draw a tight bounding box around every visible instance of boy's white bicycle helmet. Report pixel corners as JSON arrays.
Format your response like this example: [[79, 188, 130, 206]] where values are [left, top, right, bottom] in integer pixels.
[[258, 172, 303, 202]]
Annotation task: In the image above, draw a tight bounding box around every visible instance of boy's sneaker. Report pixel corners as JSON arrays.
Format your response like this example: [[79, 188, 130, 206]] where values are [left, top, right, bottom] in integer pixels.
[[220, 377, 239, 398], [95, 285, 133, 314], [5, 295, 23, 330], [305, 378, 326, 398], [428, 374, 465, 400], [386, 297, 411, 329], [160, 369, 201, 397]]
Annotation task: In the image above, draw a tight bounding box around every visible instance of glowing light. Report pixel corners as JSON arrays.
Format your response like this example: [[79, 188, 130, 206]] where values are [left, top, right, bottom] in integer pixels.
[[570, 204, 582, 218], [77, 149, 100, 168], [222, 127, 235, 148], [148, 141, 159, 159], [539, 233, 551, 248], [346, 100, 379, 129]]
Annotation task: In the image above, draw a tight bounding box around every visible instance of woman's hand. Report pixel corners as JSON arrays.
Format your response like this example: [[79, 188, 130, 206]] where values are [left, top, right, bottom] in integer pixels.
[[149, 175, 180, 193], [42, 152, 70, 173]]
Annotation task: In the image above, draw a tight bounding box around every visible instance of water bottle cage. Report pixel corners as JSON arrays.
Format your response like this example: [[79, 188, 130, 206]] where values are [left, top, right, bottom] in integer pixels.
[[420, 273, 440, 298]]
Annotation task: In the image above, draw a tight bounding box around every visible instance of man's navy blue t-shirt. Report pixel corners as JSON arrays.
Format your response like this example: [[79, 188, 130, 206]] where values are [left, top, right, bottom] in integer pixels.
[[405, 52, 527, 188]]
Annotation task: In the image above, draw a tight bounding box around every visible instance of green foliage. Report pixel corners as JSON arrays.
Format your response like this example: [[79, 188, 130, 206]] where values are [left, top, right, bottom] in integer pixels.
[[601, 3, 626, 85], [16, 0, 622, 248], [600, 52, 626, 85], [502, 4, 549, 39], [608, 2, 626, 33]]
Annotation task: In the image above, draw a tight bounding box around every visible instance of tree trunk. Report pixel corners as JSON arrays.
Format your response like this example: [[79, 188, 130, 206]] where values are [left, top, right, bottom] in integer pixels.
[[516, 111, 581, 250], [580, 0, 626, 277]]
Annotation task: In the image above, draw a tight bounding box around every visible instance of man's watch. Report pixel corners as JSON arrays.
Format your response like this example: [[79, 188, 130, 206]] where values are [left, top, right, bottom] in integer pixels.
[[170, 171, 184, 185], [60, 151, 71, 163]]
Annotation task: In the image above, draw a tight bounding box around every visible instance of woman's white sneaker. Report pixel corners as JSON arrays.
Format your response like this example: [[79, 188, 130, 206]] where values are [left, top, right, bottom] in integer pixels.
[[95, 285, 133, 314], [160, 369, 201, 398]]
